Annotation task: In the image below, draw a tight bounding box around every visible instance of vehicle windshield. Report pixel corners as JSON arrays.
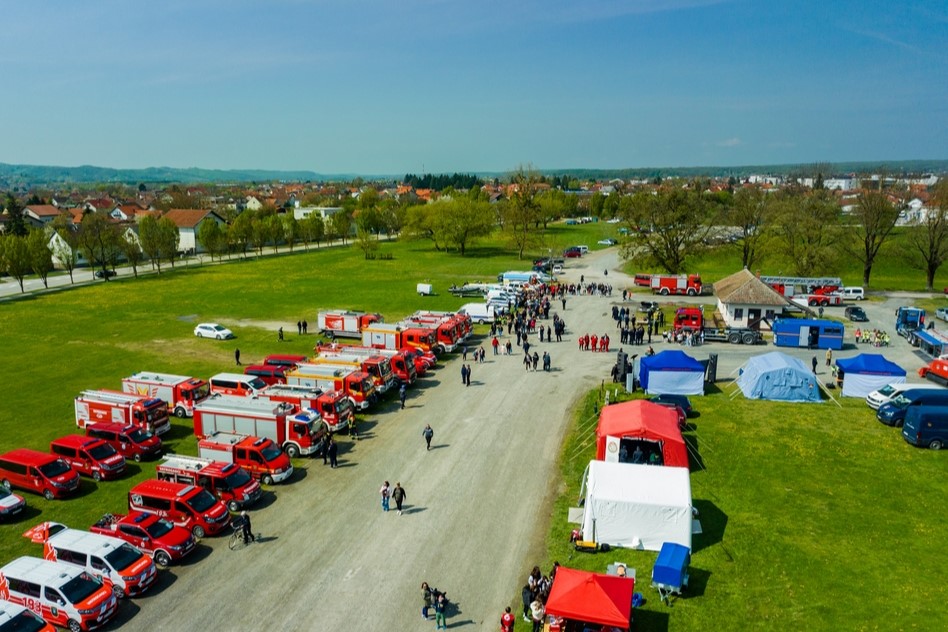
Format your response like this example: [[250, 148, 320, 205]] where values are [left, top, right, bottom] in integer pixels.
[[213, 325, 226, 332], [361, 379, 374, 394], [248, 377, 267, 390], [380, 360, 392, 375], [0, 487, 13, 500], [889, 395, 911, 408], [335, 399, 353, 416], [104, 542, 143, 572], [145, 406, 167, 424], [876, 385, 897, 397], [144, 518, 174, 538], [60, 574, 101, 604], [127, 427, 153, 443], [224, 469, 252, 489], [185, 490, 218, 513], [261, 445, 283, 463], [0, 610, 48, 632], [191, 384, 210, 400], [38, 459, 72, 478], [87, 443, 118, 460]]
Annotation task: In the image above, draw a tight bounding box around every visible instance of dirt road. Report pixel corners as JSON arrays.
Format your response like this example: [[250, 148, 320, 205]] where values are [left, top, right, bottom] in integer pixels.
[[122, 250, 624, 631]]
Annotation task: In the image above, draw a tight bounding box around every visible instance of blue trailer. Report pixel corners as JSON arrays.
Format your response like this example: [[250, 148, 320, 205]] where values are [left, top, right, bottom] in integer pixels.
[[896, 306, 925, 338], [772, 318, 844, 350]]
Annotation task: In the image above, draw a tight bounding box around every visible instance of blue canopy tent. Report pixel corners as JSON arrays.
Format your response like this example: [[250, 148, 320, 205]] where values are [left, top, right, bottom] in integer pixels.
[[736, 352, 820, 402], [638, 350, 705, 395], [835, 353, 906, 398]]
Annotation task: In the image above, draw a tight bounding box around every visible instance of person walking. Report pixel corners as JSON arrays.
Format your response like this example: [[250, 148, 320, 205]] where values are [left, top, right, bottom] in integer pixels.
[[492, 336, 499, 355], [297, 320, 302, 335], [327, 437, 338, 468], [521, 584, 533, 622], [321, 434, 330, 465], [380, 481, 391, 512], [423, 424, 434, 450], [392, 482, 407, 515], [812, 356, 818, 374], [278, 326, 284, 342], [542, 351, 551, 372], [465, 363, 472, 386], [532, 351, 539, 371], [825, 348, 833, 367], [460, 364, 469, 386], [421, 582, 433, 620], [462, 345, 468, 361], [349, 417, 359, 441], [235, 348, 241, 366], [302, 319, 308, 334], [399, 383, 408, 409], [434, 593, 447, 630], [501, 606, 515, 632], [529, 597, 545, 632]]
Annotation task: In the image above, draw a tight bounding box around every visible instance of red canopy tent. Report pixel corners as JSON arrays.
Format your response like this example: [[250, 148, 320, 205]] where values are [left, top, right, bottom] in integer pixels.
[[545, 567, 634, 629], [595, 400, 688, 468]]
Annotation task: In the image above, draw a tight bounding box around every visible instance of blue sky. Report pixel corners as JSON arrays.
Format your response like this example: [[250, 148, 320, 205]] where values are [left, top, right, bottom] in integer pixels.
[[1, 0, 945, 175]]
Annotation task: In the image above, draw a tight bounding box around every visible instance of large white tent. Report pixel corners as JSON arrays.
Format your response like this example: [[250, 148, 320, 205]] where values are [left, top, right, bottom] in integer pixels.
[[580, 460, 692, 552]]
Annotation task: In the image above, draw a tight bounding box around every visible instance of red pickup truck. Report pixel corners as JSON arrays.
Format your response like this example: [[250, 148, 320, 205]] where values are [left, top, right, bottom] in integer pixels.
[[90, 511, 197, 567]]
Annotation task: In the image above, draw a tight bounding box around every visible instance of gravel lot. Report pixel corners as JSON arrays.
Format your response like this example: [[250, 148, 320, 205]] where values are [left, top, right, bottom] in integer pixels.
[[117, 250, 935, 631]]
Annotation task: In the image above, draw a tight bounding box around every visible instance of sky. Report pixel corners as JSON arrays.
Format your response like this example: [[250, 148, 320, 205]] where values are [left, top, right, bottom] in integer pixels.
[[1, 0, 946, 175]]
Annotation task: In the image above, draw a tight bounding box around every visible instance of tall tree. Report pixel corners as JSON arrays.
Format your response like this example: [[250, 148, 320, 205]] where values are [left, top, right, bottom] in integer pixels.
[[49, 214, 80, 283], [331, 210, 353, 245], [282, 215, 299, 252], [1, 235, 32, 292], [120, 230, 144, 278], [157, 217, 180, 268], [504, 168, 542, 259], [908, 180, 948, 291], [77, 212, 120, 279], [229, 212, 254, 258], [138, 215, 163, 272], [444, 197, 494, 255], [726, 187, 773, 270], [26, 229, 53, 288], [770, 191, 842, 276], [845, 191, 901, 285], [197, 219, 227, 262], [620, 188, 714, 273], [3, 193, 28, 236]]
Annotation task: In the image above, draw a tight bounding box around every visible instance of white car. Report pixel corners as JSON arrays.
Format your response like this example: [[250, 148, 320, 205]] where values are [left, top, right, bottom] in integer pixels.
[[597, 238, 617, 246], [194, 323, 234, 340], [552, 264, 564, 274], [0, 487, 26, 521], [937, 307, 948, 322]]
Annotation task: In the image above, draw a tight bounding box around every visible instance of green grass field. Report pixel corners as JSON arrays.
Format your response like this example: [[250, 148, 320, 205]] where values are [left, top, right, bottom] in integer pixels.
[[1, 224, 945, 630]]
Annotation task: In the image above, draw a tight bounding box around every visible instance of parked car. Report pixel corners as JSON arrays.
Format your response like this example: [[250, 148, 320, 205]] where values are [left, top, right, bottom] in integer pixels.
[[844, 306, 869, 322], [194, 323, 234, 339], [552, 264, 564, 274], [95, 269, 117, 279], [936, 307, 948, 322], [649, 394, 693, 417], [564, 247, 582, 258], [0, 486, 26, 521], [598, 238, 617, 246]]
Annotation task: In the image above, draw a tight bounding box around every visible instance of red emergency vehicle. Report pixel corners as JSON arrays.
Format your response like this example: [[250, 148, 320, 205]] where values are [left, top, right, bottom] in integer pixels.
[[157, 455, 262, 512], [90, 512, 196, 567], [49, 435, 126, 481], [128, 479, 231, 538], [259, 384, 352, 432], [650, 274, 703, 296], [315, 343, 418, 384], [122, 372, 209, 418], [305, 354, 397, 393], [362, 323, 439, 356], [317, 310, 383, 339], [400, 315, 462, 353], [198, 433, 294, 484], [75, 389, 171, 435], [284, 364, 377, 410]]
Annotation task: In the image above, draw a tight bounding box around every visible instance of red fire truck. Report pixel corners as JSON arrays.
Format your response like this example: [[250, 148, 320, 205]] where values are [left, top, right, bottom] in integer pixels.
[[760, 275, 844, 306], [317, 310, 383, 339], [193, 395, 326, 458], [362, 323, 439, 356], [259, 384, 352, 432], [284, 364, 377, 410], [75, 389, 170, 435], [400, 315, 463, 353], [671, 306, 763, 344], [157, 455, 262, 512], [315, 343, 418, 384], [198, 433, 294, 484], [650, 274, 703, 296], [306, 354, 397, 394], [122, 372, 210, 418]]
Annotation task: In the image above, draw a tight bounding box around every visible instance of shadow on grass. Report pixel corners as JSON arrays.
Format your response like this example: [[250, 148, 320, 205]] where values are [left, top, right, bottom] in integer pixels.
[[632, 608, 669, 632], [691, 500, 727, 554], [685, 434, 706, 473], [684, 566, 711, 599]]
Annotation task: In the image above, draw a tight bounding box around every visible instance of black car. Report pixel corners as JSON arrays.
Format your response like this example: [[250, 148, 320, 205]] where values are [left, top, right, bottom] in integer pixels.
[[648, 394, 693, 417], [844, 306, 868, 322], [94, 269, 117, 279]]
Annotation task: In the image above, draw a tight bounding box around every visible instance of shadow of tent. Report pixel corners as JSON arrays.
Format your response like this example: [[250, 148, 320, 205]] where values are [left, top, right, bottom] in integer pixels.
[[631, 608, 669, 632], [682, 566, 711, 599], [685, 434, 705, 473], [691, 499, 728, 553]]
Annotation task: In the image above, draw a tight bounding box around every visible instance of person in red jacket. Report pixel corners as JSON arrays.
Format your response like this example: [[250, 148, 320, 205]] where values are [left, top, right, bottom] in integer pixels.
[[500, 606, 515, 632]]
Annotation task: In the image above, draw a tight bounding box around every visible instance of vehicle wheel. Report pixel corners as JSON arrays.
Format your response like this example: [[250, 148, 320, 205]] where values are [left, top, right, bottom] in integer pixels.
[[821, 299, 829, 307], [155, 551, 172, 568], [262, 474, 274, 485], [930, 440, 943, 450], [742, 333, 756, 345], [228, 500, 240, 512], [197, 332, 204, 338], [93, 471, 102, 482], [660, 288, 670, 296], [133, 453, 142, 463], [112, 585, 125, 599], [68, 619, 83, 632], [43, 488, 54, 501], [174, 406, 187, 418], [285, 444, 300, 459], [217, 334, 224, 340], [192, 525, 205, 539], [687, 288, 696, 296], [809, 299, 818, 306], [1, 479, 10, 490], [728, 333, 741, 344], [228, 533, 240, 550]]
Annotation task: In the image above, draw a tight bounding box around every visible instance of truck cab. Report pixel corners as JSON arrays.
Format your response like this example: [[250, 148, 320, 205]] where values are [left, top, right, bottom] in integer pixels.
[[49, 436, 126, 482], [198, 433, 294, 485], [157, 455, 262, 512]]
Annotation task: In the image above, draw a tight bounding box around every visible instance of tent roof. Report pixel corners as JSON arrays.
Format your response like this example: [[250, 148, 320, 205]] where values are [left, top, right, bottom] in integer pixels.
[[587, 460, 691, 507], [836, 353, 906, 376], [743, 351, 809, 373], [544, 567, 634, 629], [640, 349, 704, 372], [597, 400, 682, 442]]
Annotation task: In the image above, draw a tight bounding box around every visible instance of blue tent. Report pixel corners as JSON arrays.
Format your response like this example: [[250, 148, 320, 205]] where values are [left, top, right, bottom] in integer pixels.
[[736, 352, 820, 402], [638, 350, 705, 395], [835, 353, 906, 398]]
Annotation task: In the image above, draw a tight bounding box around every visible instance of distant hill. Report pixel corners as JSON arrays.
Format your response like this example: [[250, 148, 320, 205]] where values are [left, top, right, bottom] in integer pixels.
[[0, 159, 945, 189]]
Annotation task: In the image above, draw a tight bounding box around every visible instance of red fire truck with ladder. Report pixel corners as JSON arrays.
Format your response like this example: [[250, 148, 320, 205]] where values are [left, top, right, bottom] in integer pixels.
[[759, 276, 844, 307]]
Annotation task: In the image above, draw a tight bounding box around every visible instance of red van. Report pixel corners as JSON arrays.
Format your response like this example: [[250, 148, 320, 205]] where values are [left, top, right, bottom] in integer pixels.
[[49, 435, 127, 481], [85, 422, 162, 462], [0, 449, 81, 500], [128, 479, 231, 538], [243, 364, 287, 386], [263, 354, 307, 369]]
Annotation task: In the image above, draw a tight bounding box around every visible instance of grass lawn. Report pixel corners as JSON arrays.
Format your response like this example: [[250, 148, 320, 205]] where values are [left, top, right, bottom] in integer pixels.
[[545, 386, 948, 630]]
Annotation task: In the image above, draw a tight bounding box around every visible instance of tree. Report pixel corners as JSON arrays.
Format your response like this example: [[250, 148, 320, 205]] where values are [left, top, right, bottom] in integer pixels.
[[282, 215, 299, 252], [229, 212, 254, 258], [726, 187, 774, 270], [620, 188, 715, 273], [250, 213, 269, 255], [4, 193, 28, 236], [26, 229, 53, 288], [157, 217, 180, 268], [120, 230, 144, 278], [443, 197, 494, 255], [845, 191, 901, 285], [908, 180, 948, 291], [355, 224, 380, 259], [504, 168, 543, 259], [301, 214, 324, 249], [197, 219, 227, 262], [266, 215, 283, 254], [50, 214, 80, 283], [1, 234, 32, 292], [77, 212, 120, 279], [330, 210, 353, 245], [769, 191, 842, 276], [138, 215, 163, 272]]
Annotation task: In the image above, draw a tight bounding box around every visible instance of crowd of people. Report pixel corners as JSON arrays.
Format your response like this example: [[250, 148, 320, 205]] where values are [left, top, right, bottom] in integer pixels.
[[854, 328, 890, 346], [517, 564, 560, 631]]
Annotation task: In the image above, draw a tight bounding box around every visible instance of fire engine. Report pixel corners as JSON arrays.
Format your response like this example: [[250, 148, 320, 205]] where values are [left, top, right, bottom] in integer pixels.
[[259, 384, 352, 432], [650, 274, 703, 296], [75, 389, 170, 435], [198, 433, 294, 484], [317, 310, 383, 339], [759, 275, 844, 306], [315, 343, 418, 385], [157, 455, 262, 512], [306, 354, 397, 394], [362, 323, 439, 355], [193, 395, 326, 458], [399, 315, 462, 353], [284, 364, 377, 410], [672, 307, 763, 344], [122, 372, 209, 418]]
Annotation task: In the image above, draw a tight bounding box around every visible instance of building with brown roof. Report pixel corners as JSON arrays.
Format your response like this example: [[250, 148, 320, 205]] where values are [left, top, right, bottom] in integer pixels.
[[162, 209, 226, 254], [713, 269, 790, 330]]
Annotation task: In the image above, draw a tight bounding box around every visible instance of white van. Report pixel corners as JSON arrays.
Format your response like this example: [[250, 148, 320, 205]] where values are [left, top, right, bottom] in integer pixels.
[[842, 287, 865, 301], [458, 303, 495, 325], [0, 601, 53, 631], [866, 382, 942, 410], [41, 524, 158, 598], [0, 557, 118, 632], [208, 373, 267, 397], [577, 245, 589, 255]]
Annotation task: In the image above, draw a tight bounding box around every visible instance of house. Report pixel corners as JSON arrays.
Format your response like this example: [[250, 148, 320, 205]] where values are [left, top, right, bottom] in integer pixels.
[[22, 205, 63, 227], [712, 269, 790, 330], [162, 209, 226, 254], [292, 206, 342, 222]]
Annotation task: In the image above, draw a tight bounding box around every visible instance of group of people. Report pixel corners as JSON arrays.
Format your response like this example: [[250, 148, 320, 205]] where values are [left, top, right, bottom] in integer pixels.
[[518, 564, 559, 631], [379, 480, 408, 514], [854, 328, 890, 346], [522, 350, 552, 372], [420, 582, 448, 629], [665, 328, 702, 346], [578, 333, 610, 352]]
